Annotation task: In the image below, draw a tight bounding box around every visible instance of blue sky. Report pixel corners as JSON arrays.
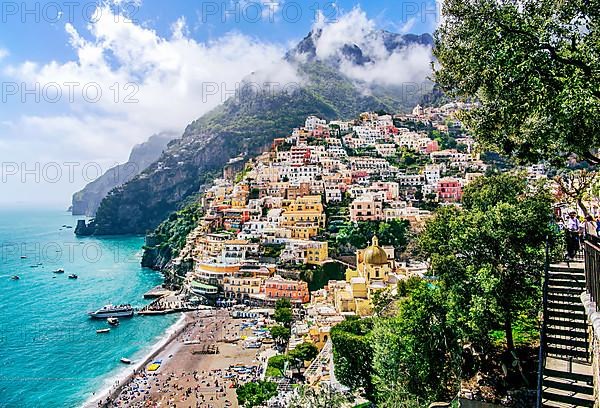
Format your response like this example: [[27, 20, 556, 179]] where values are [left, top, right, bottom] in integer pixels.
[[0, 0, 440, 206]]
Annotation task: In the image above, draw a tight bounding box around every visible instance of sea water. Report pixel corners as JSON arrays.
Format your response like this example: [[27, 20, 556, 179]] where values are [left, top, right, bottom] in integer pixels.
[[0, 207, 179, 407]]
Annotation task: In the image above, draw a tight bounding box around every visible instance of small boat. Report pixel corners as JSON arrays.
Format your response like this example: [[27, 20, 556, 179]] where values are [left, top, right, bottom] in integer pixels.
[[29, 265, 38, 268], [107, 317, 119, 326], [10, 275, 20, 280], [68, 274, 78, 279], [96, 328, 111, 334], [53, 269, 65, 274], [120, 357, 132, 364], [20, 256, 27, 259]]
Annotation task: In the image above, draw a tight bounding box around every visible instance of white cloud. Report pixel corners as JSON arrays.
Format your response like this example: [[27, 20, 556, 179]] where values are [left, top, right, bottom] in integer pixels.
[[2, 4, 299, 205], [311, 7, 433, 87], [0, 48, 9, 60]]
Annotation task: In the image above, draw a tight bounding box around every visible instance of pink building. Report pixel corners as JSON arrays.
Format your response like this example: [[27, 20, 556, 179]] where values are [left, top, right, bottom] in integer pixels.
[[350, 194, 383, 222], [437, 178, 463, 203]]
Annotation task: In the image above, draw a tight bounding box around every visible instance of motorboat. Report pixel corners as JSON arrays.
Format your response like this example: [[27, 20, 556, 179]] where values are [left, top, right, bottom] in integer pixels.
[[10, 275, 20, 280], [120, 357, 132, 364], [107, 317, 120, 326], [53, 269, 65, 274], [68, 274, 78, 279], [96, 328, 111, 334]]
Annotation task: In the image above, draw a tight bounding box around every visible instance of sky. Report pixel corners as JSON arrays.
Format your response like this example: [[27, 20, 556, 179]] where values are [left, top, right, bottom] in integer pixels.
[[0, 0, 441, 207]]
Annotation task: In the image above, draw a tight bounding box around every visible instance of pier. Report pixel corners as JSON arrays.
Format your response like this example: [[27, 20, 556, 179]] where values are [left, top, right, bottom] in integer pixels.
[[143, 285, 173, 299]]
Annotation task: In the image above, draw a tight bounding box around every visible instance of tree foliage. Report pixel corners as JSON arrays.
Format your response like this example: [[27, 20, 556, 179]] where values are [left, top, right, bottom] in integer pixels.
[[288, 383, 349, 408], [419, 174, 558, 349], [371, 280, 461, 404], [330, 317, 375, 399], [336, 220, 410, 254], [236, 381, 278, 408], [434, 0, 600, 165], [269, 325, 291, 346]]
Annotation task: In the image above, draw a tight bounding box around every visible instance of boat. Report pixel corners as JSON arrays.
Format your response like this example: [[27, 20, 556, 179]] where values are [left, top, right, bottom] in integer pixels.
[[96, 328, 110, 334], [20, 256, 27, 259], [88, 304, 135, 319], [107, 317, 119, 326], [120, 357, 132, 364], [53, 269, 65, 274], [10, 275, 20, 280], [68, 274, 78, 279]]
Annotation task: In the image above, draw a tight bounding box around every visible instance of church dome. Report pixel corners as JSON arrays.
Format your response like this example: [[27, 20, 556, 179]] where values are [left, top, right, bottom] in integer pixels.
[[364, 236, 388, 265]]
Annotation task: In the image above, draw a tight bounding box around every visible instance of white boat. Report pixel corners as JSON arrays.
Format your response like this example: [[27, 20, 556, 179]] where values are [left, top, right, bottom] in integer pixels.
[[68, 274, 78, 279], [10, 275, 20, 281], [88, 304, 134, 319], [120, 357, 132, 364], [107, 317, 120, 326], [96, 328, 110, 334]]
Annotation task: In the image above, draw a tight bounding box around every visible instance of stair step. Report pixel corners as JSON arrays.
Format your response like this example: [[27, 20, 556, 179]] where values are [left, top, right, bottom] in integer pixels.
[[547, 294, 582, 304], [547, 319, 587, 330], [548, 271, 586, 278], [547, 287, 585, 295], [543, 379, 594, 395], [546, 336, 588, 349], [544, 368, 593, 383], [547, 346, 588, 359], [546, 328, 587, 339], [547, 281, 585, 290], [547, 310, 586, 320], [547, 302, 585, 312], [549, 264, 585, 273], [542, 391, 594, 407]]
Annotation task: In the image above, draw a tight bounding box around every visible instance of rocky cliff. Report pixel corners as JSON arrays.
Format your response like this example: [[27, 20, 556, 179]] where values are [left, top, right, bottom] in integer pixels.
[[71, 132, 177, 216]]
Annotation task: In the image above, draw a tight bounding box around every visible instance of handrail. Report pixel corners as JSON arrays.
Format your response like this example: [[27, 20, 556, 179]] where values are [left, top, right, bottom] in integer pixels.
[[584, 236, 600, 312], [536, 236, 551, 408]]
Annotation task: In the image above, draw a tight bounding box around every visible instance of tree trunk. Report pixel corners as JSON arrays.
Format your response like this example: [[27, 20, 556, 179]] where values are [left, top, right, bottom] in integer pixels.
[[505, 316, 514, 350], [577, 198, 589, 217]]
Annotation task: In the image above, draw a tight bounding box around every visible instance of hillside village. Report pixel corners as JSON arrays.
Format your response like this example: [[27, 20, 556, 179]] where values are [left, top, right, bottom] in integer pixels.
[[124, 104, 551, 402], [165, 103, 546, 307]]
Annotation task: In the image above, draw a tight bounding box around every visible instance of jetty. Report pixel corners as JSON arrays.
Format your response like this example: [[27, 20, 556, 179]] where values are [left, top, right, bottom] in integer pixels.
[[138, 293, 211, 316], [143, 285, 173, 299]]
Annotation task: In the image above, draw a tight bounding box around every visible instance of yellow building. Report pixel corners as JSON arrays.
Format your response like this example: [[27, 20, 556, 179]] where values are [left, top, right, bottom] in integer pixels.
[[306, 241, 328, 265], [280, 196, 325, 229], [332, 236, 394, 316]]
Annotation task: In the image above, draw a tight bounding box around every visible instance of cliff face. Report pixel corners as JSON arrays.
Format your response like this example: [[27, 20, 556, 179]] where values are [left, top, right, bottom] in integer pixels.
[[71, 132, 177, 216], [80, 30, 433, 236]]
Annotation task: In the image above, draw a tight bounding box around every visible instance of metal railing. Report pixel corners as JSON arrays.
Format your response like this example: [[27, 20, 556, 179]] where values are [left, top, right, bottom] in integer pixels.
[[584, 236, 600, 312], [536, 237, 551, 408]]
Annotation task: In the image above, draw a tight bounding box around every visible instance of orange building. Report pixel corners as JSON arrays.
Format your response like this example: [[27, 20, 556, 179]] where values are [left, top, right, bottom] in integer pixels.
[[262, 275, 310, 304]]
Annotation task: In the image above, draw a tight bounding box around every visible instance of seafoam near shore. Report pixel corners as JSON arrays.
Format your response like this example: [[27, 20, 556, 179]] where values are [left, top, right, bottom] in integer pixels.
[[82, 313, 188, 408]]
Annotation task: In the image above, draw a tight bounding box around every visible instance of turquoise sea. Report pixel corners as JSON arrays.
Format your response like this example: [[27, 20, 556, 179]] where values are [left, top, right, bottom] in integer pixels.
[[0, 207, 180, 407]]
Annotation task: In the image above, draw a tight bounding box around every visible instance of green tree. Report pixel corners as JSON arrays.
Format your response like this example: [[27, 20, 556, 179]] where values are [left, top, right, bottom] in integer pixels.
[[275, 298, 292, 309], [336, 220, 410, 254], [236, 381, 278, 407], [434, 0, 600, 165], [288, 383, 349, 408], [274, 306, 293, 328], [288, 342, 319, 363], [371, 281, 461, 404], [269, 325, 291, 346], [330, 317, 375, 399], [266, 354, 289, 377], [419, 174, 557, 349]]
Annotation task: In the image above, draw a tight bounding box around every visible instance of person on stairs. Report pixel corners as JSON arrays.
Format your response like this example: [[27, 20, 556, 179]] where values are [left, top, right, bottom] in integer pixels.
[[566, 211, 581, 260]]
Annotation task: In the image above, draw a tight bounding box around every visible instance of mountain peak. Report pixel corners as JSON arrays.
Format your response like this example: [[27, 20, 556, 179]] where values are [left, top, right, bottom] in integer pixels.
[[287, 29, 433, 66]]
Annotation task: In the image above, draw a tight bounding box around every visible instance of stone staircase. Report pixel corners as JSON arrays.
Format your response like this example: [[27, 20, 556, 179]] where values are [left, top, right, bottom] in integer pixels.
[[542, 263, 595, 407]]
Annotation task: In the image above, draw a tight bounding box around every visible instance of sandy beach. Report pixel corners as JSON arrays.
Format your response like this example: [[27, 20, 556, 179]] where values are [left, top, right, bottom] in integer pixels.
[[96, 308, 273, 408]]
